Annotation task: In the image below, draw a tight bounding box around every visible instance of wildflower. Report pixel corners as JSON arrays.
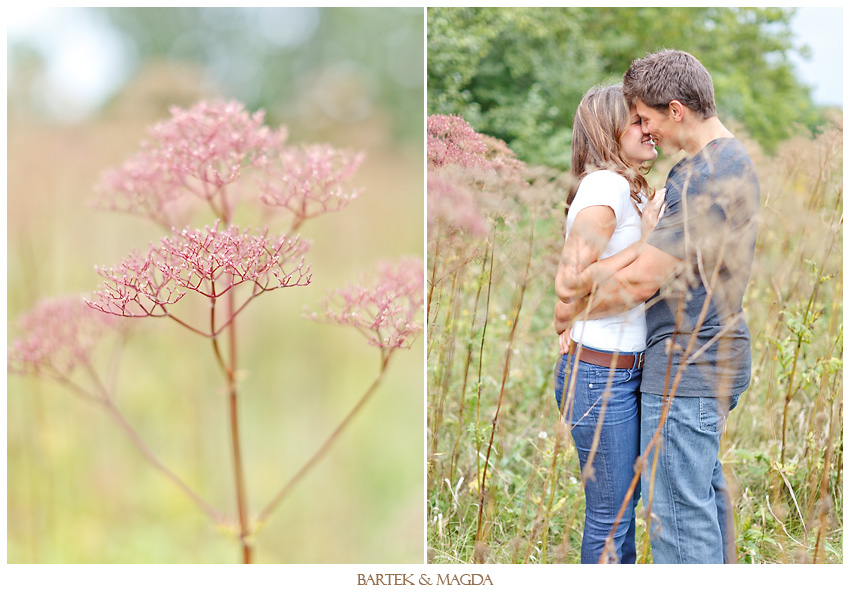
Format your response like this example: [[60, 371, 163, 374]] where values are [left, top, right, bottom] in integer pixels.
[[260, 144, 365, 230], [94, 99, 287, 228], [478, 133, 527, 180], [8, 295, 123, 378], [309, 257, 424, 351], [147, 100, 283, 184], [427, 114, 491, 171], [87, 222, 311, 320]]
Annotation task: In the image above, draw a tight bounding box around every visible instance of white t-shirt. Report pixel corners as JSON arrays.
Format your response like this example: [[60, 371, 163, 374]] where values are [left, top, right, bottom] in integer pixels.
[[564, 169, 647, 352]]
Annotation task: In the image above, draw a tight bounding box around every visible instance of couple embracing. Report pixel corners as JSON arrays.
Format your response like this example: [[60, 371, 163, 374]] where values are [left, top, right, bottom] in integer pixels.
[[553, 50, 760, 564]]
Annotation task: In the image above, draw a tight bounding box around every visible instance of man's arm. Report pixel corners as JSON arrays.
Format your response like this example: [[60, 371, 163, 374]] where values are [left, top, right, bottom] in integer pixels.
[[556, 192, 666, 302], [554, 244, 683, 332]]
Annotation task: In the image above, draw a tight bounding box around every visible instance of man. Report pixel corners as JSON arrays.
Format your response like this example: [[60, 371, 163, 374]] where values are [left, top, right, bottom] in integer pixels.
[[555, 49, 760, 563]]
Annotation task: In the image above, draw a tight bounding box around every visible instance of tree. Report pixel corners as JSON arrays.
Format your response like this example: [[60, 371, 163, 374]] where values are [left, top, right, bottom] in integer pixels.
[[428, 7, 824, 167]]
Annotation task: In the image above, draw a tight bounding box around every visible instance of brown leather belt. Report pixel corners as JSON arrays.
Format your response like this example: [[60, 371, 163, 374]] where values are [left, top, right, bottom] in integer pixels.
[[569, 340, 644, 370]]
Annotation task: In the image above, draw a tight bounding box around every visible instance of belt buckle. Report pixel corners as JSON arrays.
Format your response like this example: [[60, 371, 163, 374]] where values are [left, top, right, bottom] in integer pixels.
[[636, 352, 644, 369]]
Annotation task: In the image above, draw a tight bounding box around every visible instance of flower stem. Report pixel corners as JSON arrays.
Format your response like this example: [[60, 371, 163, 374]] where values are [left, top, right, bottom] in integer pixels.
[[212, 290, 252, 564], [256, 352, 392, 525], [227, 292, 251, 564], [77, 362, 224, 523], [475, 221, 534, 554], [102, 400, 223, 522]]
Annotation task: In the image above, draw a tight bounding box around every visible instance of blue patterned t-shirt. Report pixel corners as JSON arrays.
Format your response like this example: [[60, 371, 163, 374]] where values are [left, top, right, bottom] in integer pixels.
[[641, 138, 760, 399]]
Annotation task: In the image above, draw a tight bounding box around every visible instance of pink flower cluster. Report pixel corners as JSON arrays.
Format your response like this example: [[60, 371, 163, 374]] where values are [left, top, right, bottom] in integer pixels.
[[479, 133, 527, 180], [87, 223, 311, 319], [95, 100, 287, 228], [8, 296, 123, 378], [147, 100, 283, 185], [310, 257, 424, 350], [260, 144, 365, 229], [427, 114, 492, 171]]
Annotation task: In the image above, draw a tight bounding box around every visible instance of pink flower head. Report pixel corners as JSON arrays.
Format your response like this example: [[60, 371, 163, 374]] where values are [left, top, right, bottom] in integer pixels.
[[148, 99, 284, 186], [479, 133, 527, 180], [87, 222, 311, 319], [94, 99, 287, 228], [260, 144, 365, 228], [309, 257, 424, 350], [427, 174, 489, 238], [95, 152, 191, 230], [8, 295, 123, 378], [427, 114, 492, 171]]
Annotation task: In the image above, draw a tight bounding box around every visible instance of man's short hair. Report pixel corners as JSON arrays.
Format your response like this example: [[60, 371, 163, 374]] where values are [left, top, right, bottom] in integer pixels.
[[623, 49, 717, 119]]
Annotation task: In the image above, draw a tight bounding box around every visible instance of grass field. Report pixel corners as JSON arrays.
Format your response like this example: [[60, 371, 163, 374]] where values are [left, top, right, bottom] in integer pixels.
[[426, 115, 843, 564]]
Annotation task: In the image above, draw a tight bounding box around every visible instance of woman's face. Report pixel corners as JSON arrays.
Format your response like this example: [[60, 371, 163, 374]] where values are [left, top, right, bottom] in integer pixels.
[[620, 105, 657, 165]]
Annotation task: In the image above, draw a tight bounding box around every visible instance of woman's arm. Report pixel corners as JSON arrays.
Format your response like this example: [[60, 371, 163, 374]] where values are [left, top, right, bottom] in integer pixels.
[[555, 190, 665, 302], [571, 241, 643, 296], [555, 243, 683, 329]]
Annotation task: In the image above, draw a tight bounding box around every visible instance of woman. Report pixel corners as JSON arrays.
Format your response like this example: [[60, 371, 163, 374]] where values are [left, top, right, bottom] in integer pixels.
[[553, 84, 664, 564]]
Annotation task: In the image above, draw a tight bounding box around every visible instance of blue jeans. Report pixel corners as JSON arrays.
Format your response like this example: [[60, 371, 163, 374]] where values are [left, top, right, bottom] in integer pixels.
[[554, 351, 642, 564], [640, 392, 740, 563]]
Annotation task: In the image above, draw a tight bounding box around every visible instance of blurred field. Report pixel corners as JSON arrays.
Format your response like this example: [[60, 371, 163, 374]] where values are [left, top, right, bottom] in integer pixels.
[[7, 45, 425, 562], [426, 117, 842, 564]]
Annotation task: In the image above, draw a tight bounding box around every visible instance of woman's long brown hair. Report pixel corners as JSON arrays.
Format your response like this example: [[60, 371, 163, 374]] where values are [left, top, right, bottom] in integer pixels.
[[567, 84, 653, 214]]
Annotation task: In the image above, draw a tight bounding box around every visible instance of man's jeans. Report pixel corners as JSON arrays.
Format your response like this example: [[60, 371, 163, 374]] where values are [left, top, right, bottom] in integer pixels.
[[555, 352, 642, 564], [640, 392, 740, 563]]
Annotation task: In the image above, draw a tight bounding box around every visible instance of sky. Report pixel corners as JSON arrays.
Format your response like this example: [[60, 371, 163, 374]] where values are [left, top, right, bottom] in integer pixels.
[[787, 7, 843, 107], [5, 6, 845, 121]]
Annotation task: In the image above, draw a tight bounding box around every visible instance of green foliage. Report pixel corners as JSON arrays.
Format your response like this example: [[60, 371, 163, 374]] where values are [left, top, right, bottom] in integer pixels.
[[428, 7, 824, 167]]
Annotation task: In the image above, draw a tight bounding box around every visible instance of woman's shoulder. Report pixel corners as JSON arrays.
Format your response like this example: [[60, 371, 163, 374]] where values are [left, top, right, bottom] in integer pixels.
[[574, 169, 631, 208], [582, 168, 630, 185], [579, 169, 631, 194]]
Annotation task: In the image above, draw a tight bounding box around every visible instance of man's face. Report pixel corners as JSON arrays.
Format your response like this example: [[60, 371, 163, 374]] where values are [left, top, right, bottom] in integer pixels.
[[634, 99, 677, 155]]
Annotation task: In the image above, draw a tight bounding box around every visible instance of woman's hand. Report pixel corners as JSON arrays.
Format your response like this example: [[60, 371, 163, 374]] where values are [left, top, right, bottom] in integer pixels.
[[554, 299, 581, 334], [641, 188, 666, 240], [558, 329, 571, 355]]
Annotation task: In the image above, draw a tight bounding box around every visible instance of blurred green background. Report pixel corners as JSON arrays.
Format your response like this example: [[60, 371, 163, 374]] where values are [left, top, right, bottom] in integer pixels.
[[7, 7, 425, 563]]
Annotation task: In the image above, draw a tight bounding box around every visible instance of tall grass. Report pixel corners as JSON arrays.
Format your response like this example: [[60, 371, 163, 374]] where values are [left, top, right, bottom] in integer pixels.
[[426, 116, 842, 564]]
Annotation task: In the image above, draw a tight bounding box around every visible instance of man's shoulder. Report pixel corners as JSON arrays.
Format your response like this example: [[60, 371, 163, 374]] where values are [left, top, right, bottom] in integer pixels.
[[712, 136, 755, 163], [670, 138, 758, 185]]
